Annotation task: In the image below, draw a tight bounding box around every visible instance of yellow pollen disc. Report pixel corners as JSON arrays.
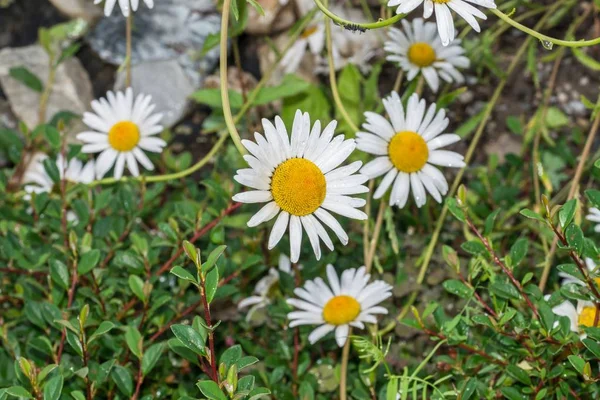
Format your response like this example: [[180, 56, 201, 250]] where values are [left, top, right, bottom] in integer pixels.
[[322, 295, 361, 325], [108, 121, 140, 152], [388, 131, 429, 173], [432, 0, 450, 3], [595, 277, 600, 287], [271, 158, 326, 216], [578, 306, 599, 328], [408, 42, 437, 68], [301, 26, 318, 39]]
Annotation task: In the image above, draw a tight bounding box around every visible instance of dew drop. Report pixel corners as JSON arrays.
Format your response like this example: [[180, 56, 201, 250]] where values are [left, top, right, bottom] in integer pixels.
[[541, 40, 554, 50]]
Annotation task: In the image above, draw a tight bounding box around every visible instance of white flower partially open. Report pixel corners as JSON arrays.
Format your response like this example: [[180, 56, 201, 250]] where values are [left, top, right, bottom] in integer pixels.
[[23, 154, 95, 198], [77, 88, 166, 180], [94, 0, 154, 17], [357, 92, 464, 208], [551, 298, 598, 336], [232, 110, 368, 263], [385, 18, 469, 92], [586, 208, 600, 233], [287, 264, 392, 347]]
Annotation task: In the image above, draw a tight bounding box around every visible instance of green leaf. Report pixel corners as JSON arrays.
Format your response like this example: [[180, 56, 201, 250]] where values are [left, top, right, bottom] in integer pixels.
[[461, 378, 478, 400], [170, 265, 198, 285], [170, 324, 207, 356], [568, 355, 585, 375], [556, 264, 583, 282], [89, 321, 115, 343], [461, 241, 487, 256], [509, 238, 528, 266], [565, 224, 584, 255], [142, 342, 165, 376], [572, 48, 600, 71], [196, 380, 227, 400], [506, 364, 531, 385], [545, 107, 569, 128], [9, 67, 43, 92], [520, 209, 546, 222], [44, 126, 61, 149], [238, 375, 255, 392], [202, 245, 227, 274], [49, 259, 69, 290], [220, 344, 242, 369], [43, 158, 60, 183], [252, 74, 311, 106], [128, 275, 146, 302], [6, 386, 32, 398], [386, 378, 398, 400], [205, 267, 219, 304], [538, 301, 555, 332], [70, 391, 85, 400], [559, 199, 578, 229], [111, 365, 133, 396], [43, 375, 63, 400], [125, 326, 143, 359], [236, 356, 259, 370], [56, 43, 81, 65], [446, 198, 465, 222], [585, 189, 600, 209], [500, 387, 527, 400], [442, 279, 474, 299], [248, 387, 271, 400], [78, 250, 100, 275], [490, 280, 522, 300], [190, 89, 243, 109]]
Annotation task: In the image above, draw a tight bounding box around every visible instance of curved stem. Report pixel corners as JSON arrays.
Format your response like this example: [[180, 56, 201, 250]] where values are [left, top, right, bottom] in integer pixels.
[[492, 8, 600, 48], [314, 0, 404, 30], [325, 14, 360, 133], [90, 133, 227, 186], [220, 0, 247, 156]]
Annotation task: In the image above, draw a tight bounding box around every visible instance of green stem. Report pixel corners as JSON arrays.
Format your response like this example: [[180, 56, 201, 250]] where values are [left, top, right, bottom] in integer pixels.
[[492, 8, 600, 48], [325, 15, 360, 133], [126, 13, 132, 87], [339, 333, 351, 400], [90, 134, 227, 186], [314, 0, 404, 30]]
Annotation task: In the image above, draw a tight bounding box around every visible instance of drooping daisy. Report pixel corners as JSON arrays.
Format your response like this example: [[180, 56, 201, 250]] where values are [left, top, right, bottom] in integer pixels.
[[281, 20, 325, 73], [23, 153, 95, 198], [77, 88, 166, 180], [550, 298, 599, 335], [95, 0, 154, 17], [287, 264, 392, 346], [385, 18, 469, 92], [238, 254, 299, 320], [232, 110, 369, 263], [387, 0, 496, 46], [357, 92, 464, 208], [586, 208, 600, 233], [559, 258, 598, 287]]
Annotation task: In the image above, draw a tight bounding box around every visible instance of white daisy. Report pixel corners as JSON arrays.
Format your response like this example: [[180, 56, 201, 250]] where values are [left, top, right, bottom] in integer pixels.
[[387, 0, 496, 46], [587, 208, 600, 233], [385, 18, 469, 92], [287, 264, 392, 347], [281, 20, 326, 73], [550, 298, 599, 335], [77, 88, 166, 180], [238, 254, 299, 320], [23, 153, 95, 198], [559, 258, 598, 287], [232, 110, 369, 263], [356, 92, 464, 208], [94, 0, 154, 17]]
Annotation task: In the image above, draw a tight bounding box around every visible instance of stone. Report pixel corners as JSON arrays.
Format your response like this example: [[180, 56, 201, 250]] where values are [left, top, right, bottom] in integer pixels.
[[246, 0, 296, 35], [483, 133, 522, 163], [48, 0, 103, 22], [114, 60, 195, 128], [0, 45, 93, 135]]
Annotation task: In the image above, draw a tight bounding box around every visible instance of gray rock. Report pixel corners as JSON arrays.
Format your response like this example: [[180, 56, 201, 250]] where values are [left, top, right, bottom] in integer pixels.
[[114, 60, 194, 128], [87, 0, 221, 127], [0, 45, 93, 135], [48, 0, 103, 22]]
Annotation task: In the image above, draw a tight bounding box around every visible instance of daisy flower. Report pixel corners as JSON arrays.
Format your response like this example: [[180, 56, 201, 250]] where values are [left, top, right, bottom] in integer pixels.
[[238, 254, 299, 320], [387, 0, 496, 46], [77, 88, 166, 180], [23, 153, 95, 198], [95, 0, 154, 17], [385, 18, 469, 92], [550, 298, 599, 335], [587, 208, 600, 233], [559, 258, 598, 287], [357, 92, 464, 208], [281, 20, 325, 73], [287, 264, 392, 347], [232, 110, 369, 263]]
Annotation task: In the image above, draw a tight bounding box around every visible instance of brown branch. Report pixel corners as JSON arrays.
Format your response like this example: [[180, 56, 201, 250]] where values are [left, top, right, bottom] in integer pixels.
[[465, 216, 539, 319], [200, 277, 219, 383], [422, 328, 507, 366], [131, 362, 144, 400], [457, 271, 498, 319]]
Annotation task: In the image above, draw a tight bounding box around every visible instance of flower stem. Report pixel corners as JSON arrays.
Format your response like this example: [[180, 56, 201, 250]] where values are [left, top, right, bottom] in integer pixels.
[[313, 0, 404, 30], [126, 13, 132, 87], [220, 0, 247, 156], [325, 10, 359, 133], [339, 333, 352, 400], [491, 8, 600, 48]]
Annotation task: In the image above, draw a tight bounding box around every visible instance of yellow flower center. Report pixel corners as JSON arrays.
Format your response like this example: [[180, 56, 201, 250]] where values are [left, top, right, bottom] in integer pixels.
[[432, 0, 450, 3], [388, 131, 429, 173], [301, 26, 318, 39], [578, 306, 600, 328], [408, 42, 437, 68], [271, 158, 326, 216], [322, 295, 361, 325], [108, 121, 140, 152]]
